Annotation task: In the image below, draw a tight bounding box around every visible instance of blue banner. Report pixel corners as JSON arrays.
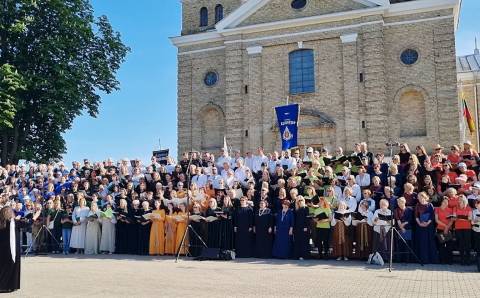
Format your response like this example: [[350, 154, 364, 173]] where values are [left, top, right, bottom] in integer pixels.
[[275, 104, 299, 150]]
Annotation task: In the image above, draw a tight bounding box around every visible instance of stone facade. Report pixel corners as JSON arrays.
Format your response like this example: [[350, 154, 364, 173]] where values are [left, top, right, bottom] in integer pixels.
[[172, 0, 462, 156]]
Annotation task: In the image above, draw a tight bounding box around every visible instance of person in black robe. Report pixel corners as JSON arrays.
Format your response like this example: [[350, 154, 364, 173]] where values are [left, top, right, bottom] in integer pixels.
[[189, 204, 207, 257], [0, 206, 23, 293], [205, 198, 222, 248], [115, 199, 131, 254], [137, 201, 152, 255], [254, 200, 273, 258], [128, 201, 141, 254], [219, 196, 234, 250], [234, 197, 254, 258], [293, 197, 310, 260]]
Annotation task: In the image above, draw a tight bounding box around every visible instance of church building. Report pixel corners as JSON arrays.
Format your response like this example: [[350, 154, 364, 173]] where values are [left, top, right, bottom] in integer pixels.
[[171, 0, 463, 155]]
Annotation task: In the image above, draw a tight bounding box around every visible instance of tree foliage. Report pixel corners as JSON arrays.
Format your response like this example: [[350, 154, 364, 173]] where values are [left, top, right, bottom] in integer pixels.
[[0, 64, 25, 129], [0, 0, 129, 164]]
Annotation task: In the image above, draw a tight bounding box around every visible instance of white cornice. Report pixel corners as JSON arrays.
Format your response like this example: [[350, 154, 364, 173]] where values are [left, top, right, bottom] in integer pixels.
[[219, 6, 386, 36], [170, 31, 223, 47], [216, 0, 385, 31], [178, 46, 226, 56], [458, 72, 479, 82]]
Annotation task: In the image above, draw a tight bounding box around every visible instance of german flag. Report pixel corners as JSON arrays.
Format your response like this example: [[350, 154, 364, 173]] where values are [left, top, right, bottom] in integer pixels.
[[463, 98, 476, 133]]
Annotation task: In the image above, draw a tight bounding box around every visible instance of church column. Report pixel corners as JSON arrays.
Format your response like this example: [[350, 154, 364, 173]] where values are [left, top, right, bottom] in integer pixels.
[[361, 22, 388, 151], [434, 19, 461, 145], [246, 46, 263, 152], [177, 54, 193, 157], [224, 41, 245, 153], [341, 33, 361, 148]]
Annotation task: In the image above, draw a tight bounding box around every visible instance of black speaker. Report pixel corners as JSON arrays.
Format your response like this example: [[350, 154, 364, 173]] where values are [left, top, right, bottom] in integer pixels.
[[219, 249, 235, 260], [195, 248, 221, 260]]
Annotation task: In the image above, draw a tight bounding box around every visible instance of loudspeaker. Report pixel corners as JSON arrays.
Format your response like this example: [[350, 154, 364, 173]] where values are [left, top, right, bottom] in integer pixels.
[[195, 248, 221, 260], [219, 249, 235, 260], [194, 248, 235, 261]]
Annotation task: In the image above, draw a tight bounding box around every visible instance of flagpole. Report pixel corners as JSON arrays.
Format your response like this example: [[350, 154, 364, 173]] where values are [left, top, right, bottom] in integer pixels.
[[460, 81, 466, 143]]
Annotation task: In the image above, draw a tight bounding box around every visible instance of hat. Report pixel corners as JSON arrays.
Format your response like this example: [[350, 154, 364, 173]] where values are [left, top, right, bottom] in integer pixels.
[[464, 140, 472, 146], [306, 147, 314, 153], [433, 144, 443, 150], [458, 162, 467, 169]]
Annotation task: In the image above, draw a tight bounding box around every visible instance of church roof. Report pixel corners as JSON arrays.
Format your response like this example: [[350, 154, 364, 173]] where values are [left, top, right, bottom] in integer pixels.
[[457, 53, 480, 73], [301, 109, 336, 128], [271, 108, 336, 131]]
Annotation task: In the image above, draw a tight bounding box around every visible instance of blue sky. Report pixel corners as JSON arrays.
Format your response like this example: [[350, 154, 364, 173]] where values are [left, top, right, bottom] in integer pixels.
[[62, 0, 480, 164]]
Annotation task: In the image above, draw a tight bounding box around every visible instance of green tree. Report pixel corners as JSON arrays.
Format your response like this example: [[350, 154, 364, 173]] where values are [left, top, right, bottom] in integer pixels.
[[0, 64, 25, 129], [0, 0, 129, 164]]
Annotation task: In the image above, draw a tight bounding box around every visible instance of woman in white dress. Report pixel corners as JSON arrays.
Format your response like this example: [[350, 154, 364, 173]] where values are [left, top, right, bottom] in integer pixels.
[[100, 203, 117, 254], [84, 203, 101, 255], [70, 196, 90, 254]]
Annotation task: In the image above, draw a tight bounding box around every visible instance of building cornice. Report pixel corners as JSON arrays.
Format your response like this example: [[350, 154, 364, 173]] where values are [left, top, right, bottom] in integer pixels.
[[458, 72, 480, 82], [219, 6, 386, 36], [170, 31, 223, 47]]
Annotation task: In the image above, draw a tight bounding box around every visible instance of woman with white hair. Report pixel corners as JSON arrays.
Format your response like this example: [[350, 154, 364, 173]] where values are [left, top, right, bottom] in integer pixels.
[[414, 192, 438, 264], [84, 203, 101, 255], [331, 201, 352, 261], [454, 195, 472, 265]]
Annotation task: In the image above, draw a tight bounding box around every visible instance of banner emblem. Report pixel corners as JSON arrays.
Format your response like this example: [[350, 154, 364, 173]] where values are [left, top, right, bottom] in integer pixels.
[[283, 126, 292, 141]]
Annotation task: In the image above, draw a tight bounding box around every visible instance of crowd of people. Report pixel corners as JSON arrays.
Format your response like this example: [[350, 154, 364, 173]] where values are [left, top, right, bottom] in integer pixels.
[[2, 141, 480, 267]]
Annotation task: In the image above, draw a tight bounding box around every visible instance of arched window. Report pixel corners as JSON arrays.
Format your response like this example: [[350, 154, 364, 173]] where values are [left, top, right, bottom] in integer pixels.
[[200, 7, 208, 27], [215, 4, 224, 23], [200, 106, 225, 151], [399, 90, 427, 137], [289, 49, 315, 94]]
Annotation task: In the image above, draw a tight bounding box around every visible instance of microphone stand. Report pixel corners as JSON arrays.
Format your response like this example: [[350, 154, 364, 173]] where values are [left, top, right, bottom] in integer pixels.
[[385, 142, 423, 272], [25, 204, 61, 257], [175, 151, 208, 262]]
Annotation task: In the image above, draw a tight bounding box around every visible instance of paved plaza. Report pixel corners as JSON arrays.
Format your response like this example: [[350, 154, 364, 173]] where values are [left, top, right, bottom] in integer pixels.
[[5, 255, 479, 298]]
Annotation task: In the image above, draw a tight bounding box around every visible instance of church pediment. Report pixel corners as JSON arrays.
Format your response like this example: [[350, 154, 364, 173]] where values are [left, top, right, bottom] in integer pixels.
[[216, 0, 388, 31], [239, 0, 370, 27], [271, 108, 336, 131]]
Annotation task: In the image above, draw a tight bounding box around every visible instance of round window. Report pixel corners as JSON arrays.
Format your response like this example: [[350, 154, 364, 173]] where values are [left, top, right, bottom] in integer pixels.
[[400, 49, 419, 65], [204, 71, 218, 86], [291, 0, 307, 10]]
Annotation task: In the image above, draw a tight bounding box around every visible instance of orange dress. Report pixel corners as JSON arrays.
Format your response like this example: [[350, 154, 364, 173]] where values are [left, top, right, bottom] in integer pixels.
[[149, 209, 166, 255], [174, 211, 189, 255], [164, 213, 177, 254]]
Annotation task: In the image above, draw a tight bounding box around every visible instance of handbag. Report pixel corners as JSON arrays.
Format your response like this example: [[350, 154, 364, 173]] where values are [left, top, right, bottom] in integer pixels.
[[367, 252, 384, 266]]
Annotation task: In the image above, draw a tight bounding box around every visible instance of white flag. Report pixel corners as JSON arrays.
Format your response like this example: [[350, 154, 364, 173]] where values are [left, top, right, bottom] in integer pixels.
[[10, 218, 16, 263], [223, 136, 228, 155]]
